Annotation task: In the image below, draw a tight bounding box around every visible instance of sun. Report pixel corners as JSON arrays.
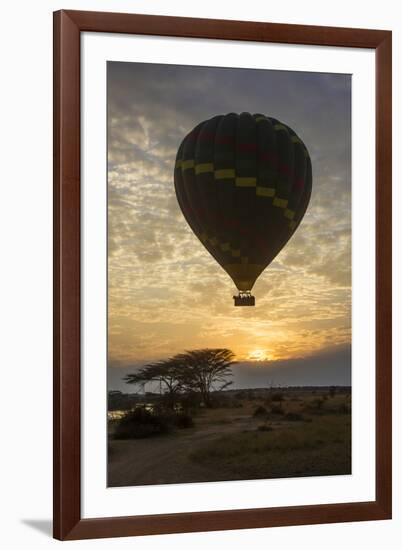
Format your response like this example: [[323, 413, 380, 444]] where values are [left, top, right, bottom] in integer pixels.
[[247, 349, 270, 362]]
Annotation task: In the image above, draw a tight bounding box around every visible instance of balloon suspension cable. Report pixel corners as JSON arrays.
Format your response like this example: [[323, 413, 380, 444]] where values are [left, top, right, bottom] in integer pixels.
[[233, 290, 255, 307]]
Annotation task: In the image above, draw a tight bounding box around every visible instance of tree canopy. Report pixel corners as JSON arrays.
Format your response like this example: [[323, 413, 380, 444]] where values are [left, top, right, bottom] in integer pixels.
[[123, 348, 235, 407]]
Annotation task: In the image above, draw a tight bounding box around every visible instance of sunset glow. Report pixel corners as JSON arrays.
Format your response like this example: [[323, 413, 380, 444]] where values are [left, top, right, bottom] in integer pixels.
[[247, 350, 272, 362], [107, 62, 351, 380]]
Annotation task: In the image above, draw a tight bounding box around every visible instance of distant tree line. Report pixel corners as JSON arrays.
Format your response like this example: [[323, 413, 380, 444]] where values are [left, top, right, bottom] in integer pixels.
[[123, 348, 235, 408]]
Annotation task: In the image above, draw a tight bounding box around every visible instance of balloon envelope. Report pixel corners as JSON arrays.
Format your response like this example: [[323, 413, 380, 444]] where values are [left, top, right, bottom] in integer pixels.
[[174, 113, 312, 296]]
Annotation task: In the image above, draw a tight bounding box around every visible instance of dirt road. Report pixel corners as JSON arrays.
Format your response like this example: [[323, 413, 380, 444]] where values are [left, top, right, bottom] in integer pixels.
[[108, 414, 255, 486]]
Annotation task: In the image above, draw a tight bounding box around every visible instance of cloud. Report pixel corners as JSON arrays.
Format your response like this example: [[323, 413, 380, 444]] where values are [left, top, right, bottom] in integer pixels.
[[107, 62, 351, 371]]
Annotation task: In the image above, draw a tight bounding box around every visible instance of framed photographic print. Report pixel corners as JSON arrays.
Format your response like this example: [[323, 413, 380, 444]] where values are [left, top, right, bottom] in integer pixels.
[[53, 10, 392, 540]]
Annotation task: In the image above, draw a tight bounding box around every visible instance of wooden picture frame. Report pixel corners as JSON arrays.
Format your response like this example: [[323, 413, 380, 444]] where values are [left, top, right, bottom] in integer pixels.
[[53, 9, 392, 540]]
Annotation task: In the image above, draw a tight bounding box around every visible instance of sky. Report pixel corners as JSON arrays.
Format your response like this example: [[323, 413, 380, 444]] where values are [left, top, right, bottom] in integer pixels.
[[107, 61, 351, 389]]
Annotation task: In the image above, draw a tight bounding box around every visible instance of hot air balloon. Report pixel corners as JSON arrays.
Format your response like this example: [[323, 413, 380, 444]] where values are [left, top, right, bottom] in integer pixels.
[[174, 113, 312, 306]]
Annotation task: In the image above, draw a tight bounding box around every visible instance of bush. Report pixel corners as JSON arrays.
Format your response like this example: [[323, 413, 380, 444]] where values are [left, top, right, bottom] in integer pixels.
[[271, 392, 284, 402], [174, 413, 194, 429], [113, 407, 170, 439], [285, 412, 304, 422], [178, 393, 201, 412], [253, 405, 268, 417], [257, 424, 273, 432], [270, 404, 284, 415]]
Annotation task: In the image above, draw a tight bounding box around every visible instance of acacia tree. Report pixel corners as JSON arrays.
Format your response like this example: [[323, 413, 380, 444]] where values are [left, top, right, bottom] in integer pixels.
[[174, 348, 235, 407], [124, 348, 236, 409], [123, 359, 183, 409]]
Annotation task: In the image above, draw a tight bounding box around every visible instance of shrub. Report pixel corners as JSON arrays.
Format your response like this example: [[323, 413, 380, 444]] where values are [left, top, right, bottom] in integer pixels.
[[113, 407, 170, 439], [257, 424, 273, 432], [253, 405, 268, 417], [285, 412, 304, 422], [271, 392, 284, 402], [174, 413, 194, 429], [270, 404, 284, 415], [178, 392, 202, 412]]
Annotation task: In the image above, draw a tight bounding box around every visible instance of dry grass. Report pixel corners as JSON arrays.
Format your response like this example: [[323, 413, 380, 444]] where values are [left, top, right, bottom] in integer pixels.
[[187, 390, 351, 479], [108, 388, 352, 485]]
